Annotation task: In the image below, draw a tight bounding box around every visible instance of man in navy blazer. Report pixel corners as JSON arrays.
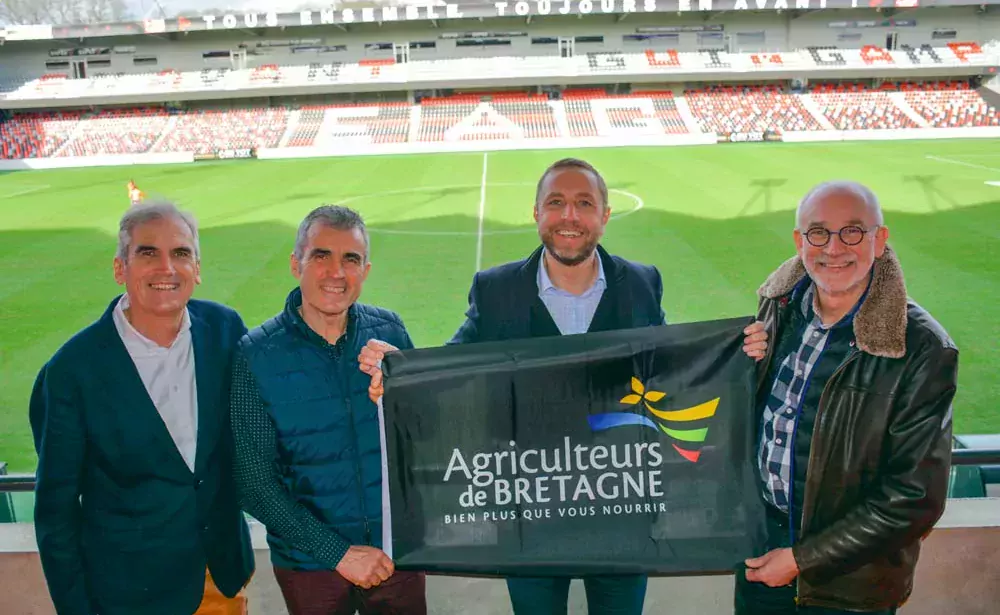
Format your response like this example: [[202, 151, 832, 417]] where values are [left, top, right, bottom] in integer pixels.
[[362, 158, 661, 614], [360, 159, 768, 615], [447, 158, 661, 614], [30, 201, 254, 615]]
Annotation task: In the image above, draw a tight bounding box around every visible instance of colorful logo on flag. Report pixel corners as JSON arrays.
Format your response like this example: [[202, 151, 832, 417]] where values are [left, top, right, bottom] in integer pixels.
[[588, 377, 719, 463]]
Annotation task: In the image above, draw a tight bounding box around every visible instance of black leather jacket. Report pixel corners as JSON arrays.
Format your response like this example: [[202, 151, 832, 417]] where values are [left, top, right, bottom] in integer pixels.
[[754, 247, 958, 611]]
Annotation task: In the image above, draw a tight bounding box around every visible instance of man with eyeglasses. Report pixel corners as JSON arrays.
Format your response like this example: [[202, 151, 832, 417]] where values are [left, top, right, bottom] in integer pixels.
[[736, 181, 958, 614]]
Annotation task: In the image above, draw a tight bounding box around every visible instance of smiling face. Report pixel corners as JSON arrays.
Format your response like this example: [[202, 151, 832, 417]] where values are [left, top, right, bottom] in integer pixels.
[[534, 166, 611, 266], [291, 223, 371, 318], [113, 215, 201, 319], [794, 187, 888, 299]]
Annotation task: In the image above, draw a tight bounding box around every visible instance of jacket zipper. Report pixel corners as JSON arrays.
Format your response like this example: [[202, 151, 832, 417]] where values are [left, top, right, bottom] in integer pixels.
[[786, 349, 825, 546], [794, 347, 860, 603], [764, 297, 816, 546], [798, 347, 860, 534], [334, 344, 373, 546]]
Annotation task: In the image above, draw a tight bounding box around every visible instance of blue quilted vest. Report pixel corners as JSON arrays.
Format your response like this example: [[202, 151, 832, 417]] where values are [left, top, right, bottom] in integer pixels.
[[240, 288, 413, 570]]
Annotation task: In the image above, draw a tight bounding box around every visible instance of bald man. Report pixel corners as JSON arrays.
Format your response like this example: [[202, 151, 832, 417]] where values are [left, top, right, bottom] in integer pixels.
[[736, 181, 959, 614]]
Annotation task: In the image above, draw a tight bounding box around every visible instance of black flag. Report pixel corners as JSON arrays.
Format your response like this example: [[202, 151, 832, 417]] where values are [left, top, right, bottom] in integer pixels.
[[382, 317, 765, 576]]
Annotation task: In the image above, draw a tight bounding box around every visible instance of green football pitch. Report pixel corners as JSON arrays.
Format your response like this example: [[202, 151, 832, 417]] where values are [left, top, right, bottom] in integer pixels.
[[1, 139, 998, 472]]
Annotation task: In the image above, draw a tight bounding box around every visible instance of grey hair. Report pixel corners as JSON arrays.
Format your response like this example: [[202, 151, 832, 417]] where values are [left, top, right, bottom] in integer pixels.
[[797, 180, 884, 228], [294, 205, 370, 262], [116, 201, 200, 261]]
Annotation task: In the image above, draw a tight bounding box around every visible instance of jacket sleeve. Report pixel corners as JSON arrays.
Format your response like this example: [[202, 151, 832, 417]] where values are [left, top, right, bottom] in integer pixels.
[[31, 360, 93, 615], [447, 272, 484, 345], [792, 343, 958, 582], [230, 351, 353, 568], [232, 310, 249, 345]]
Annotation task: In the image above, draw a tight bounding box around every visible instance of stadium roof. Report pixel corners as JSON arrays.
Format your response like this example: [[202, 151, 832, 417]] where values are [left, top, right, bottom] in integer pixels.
[[1, 0, 997, 42]]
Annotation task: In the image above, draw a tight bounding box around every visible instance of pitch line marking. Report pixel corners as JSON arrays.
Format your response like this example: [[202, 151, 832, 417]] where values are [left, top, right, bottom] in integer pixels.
[[0, 184, 50, 199], [925, 155, 1000, 173], [476, 153, 488, 272]]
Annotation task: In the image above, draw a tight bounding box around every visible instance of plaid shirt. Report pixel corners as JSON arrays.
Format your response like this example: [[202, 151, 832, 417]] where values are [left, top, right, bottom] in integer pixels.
[[758, 283, 840, 512]]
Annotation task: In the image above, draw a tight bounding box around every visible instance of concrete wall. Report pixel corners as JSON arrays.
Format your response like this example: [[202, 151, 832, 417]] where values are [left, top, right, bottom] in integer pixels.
[[786, 7, 999, 50]]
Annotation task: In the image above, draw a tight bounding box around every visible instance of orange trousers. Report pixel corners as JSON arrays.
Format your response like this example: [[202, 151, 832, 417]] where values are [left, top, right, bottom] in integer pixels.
[[195, 568, 248, 615]]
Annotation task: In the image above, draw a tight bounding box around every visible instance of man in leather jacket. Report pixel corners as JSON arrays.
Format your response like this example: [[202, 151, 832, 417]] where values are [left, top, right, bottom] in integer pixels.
[[736, 181, 959, 614]]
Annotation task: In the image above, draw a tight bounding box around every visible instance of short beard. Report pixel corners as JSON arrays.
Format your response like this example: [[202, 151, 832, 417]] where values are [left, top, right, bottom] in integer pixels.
[[542, 234, 598, 267]]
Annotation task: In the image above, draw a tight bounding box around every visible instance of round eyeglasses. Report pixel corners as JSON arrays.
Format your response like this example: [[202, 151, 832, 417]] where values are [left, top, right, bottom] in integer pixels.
[[802, 225, 879, 248]]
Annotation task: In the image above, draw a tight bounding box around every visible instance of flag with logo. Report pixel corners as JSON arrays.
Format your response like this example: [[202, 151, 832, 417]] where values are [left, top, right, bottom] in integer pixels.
[[381, 316, 766, 576]]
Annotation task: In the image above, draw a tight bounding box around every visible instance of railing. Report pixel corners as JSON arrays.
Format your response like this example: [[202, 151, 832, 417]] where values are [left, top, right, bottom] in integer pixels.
[[950, 448, 1000, 466], [0, 475, 33, 493]]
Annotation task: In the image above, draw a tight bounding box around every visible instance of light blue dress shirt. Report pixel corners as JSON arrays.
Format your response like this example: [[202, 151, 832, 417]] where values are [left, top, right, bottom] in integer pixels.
[[536, 250, 607, 335]]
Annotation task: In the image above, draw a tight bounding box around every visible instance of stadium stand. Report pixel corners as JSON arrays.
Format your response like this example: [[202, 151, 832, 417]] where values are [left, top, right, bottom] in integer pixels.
[[5, 80, 1000, 159], [321, 102, 411, 144], [0, 7, 997, 162], [285, 105, 329, 148], [489, 94, 560, 139], [0, 41, 993, 103], [648, 94, 690, 135], [57, 108, 171, 157], [901, 80, 1000, 128], [152, 107, 289, 154], [417, 95, 486, 142], [685, 84, 824, 134], [809, 83, 922, 130], [0, 110, 83, 159], [561, 90, 687, 137], [563, 90, 605, 138]]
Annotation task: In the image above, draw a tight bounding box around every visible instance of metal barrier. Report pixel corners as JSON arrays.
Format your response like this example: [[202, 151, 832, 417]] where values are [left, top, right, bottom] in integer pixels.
[[0, 473, 34, 493]]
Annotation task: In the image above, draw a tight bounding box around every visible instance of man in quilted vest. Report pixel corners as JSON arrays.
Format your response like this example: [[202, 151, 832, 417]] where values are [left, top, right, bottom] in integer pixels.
[[230, 205, 424, 615]]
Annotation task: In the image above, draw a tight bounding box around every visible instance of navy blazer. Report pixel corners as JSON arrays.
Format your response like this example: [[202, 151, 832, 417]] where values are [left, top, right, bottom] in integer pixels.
[[449, 244, 666, 344], [30, 297, 254, 615]]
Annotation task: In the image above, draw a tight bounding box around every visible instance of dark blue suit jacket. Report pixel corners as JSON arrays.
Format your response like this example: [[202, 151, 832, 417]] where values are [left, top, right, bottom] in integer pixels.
[[449, 244, 666, 344], [30, 297, 255, 615]]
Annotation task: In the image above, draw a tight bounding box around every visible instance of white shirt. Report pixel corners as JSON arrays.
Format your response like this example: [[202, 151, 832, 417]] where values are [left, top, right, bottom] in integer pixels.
[[112, 294, 199, 472]]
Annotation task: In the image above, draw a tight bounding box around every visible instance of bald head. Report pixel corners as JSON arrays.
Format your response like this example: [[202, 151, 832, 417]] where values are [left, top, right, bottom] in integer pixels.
[[793, 180, 889, 301], [796, 181, 883, 230]]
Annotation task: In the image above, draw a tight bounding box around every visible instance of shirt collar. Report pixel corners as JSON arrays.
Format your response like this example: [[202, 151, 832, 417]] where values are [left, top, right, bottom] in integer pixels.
[[796, 272, 872, 330], [284, 286, 355, 351], [537, 249, 607, 295], [113, 293, 192, 352]]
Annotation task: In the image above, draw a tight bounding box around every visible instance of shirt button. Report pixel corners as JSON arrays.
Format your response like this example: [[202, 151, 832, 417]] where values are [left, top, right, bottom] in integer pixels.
[[786, 409, 794, 415], [775, 438, 783, 445]]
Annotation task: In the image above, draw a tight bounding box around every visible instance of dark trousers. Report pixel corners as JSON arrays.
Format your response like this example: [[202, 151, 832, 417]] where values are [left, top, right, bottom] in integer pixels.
[[274, 566, 426, 615], [506, 574, 647, 615], [734, 507, 896, 615]]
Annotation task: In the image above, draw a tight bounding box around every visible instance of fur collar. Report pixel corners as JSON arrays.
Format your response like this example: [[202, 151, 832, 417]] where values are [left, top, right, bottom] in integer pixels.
[[757, 246, 908, 359]]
